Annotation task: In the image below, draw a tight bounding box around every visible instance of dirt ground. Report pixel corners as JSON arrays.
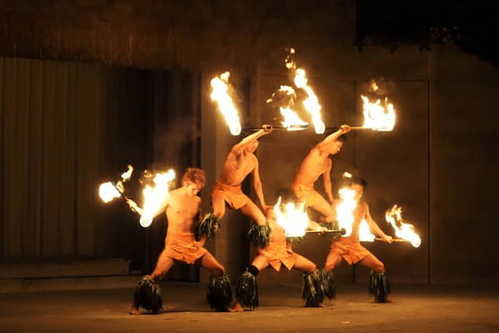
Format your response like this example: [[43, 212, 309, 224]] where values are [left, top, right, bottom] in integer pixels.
[[1, 282, 498, 333]]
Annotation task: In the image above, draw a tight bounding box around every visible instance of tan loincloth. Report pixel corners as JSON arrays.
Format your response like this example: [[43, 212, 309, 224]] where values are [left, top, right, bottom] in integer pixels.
[[330, 237, 373, 265], [258, 226, 298, 272], [212, 181, 250, 210], [165, 232, 207, 264]]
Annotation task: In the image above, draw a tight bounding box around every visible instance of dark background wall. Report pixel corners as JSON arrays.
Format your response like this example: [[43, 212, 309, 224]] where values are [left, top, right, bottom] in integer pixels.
[[0, 0, 498, 286]]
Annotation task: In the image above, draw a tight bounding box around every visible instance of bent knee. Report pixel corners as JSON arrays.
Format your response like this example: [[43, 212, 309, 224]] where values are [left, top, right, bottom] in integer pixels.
[[373, 262, 385, 273]]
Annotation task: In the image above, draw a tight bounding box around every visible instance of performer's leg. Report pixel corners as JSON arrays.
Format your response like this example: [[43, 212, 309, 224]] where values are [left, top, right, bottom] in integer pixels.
[[149, 250, 175, 280], [324, 250, 343, 272], [360, 254, 390, 302], [359, 254, 385, 272], [200, 251, 225, 276], [239, 200, 266, 226], [201, 251, 233, 311], [293, 254, 317, 273], [307, 191, 336, 223], [130, 250, 173, 315], [236, 255, 268, 311], [212, 191, 226, 219]]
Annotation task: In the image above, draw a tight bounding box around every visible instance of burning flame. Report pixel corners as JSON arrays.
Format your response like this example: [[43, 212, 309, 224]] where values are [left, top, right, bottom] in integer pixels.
[[371, 80, 379, 92], [280, 106, 309, 130], [99, 182, 121, 203], [98, 165, 134, 203], [210, 72, 242, 136], [273, 197, 309, 238], [140, 169, 176, 228], [385, 205, 421, 248], [360, 95, 396, 131], [336, 187, 375, 242], [293, 68, 325, 134]]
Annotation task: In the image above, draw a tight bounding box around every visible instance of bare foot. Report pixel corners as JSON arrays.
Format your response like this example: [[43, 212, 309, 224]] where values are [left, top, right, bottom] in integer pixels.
[[129, 307, 141, 315], [228, 303, 245, 312]]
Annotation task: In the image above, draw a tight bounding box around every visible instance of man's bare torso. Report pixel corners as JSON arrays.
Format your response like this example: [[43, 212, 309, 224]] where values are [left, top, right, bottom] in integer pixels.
[[342, 200, 367, 242], [165, 188, 201, 235], [293, 148, 331, 187], [219, 150, 256, 186]]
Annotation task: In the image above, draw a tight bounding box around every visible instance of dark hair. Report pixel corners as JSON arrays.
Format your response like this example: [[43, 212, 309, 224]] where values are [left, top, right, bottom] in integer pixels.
[[182, 168, 206, 186]]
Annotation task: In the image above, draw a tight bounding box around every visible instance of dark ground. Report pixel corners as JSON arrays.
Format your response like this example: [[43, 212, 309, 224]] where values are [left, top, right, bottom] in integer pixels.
[[1, 282, 498, 333]]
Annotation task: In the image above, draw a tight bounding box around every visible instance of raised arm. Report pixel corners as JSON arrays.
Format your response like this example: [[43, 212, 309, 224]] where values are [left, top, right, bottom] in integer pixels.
[[322, 159, 334, 204], [252, 159, 266, 209], [365, 203, 392, 243], [232, 125, 272, 153], [317, 124, 351, 152]]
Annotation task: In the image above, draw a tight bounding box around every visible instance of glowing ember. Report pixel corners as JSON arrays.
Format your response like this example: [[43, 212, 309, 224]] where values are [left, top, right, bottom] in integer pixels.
[[343, 171, 353, 178], [370, 80, 379, 92], [273, 197, 309, 238], [210, 72, 242, 136], [336, 187, 375, 242], [99, 182, 121, 203], [385, 205, 421, 248], [140, 169, 176, 228], [360, 95, 396, 131]]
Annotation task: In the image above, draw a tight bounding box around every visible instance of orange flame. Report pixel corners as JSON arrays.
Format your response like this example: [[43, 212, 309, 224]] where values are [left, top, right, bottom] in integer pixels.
[[385, 205, 421, 248], [210, 72, 242, 136], [99, 182, 122, 203], [273, 197, 309, 238], [140, 169, 176, 228], [336, 187, 375, 242], [360, 95, 396, 131]]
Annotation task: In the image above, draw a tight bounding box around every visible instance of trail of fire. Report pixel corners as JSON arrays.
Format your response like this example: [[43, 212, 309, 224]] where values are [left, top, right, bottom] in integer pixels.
[[336, 187, 376, 242], [352, 81, 396, 131], [272, 197, 310, 238], [210, 72, 242, 136], [385, 204, 422, 248], [98, 166, 176, 228]]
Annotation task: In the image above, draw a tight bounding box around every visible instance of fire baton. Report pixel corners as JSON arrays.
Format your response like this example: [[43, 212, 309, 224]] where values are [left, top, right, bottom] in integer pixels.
[[375, 237, 409, 243]]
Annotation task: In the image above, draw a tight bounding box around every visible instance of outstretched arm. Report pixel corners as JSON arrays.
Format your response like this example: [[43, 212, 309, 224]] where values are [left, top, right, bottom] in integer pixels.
[[317, 124, 351, 151], [365, 204, 392, 243], [252, 160, 266, 209], [322, 159, 334, 204], [232, 125, 272, 153]]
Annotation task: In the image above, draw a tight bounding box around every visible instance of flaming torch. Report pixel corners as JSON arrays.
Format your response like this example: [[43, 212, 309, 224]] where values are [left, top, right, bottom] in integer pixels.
[[210, 72, 242, 136], [272, 197, 310, 238], [98, 165, 134, 203], [266, 85, 309, 131], [385, 205, 422, 248], [139, 169, 176, 228]]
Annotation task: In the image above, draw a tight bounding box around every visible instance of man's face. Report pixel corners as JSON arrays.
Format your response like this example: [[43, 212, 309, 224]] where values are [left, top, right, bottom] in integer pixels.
[[351, 184, 364, 200], [329, 141, 343, 155], [184, 181, 204, 196]]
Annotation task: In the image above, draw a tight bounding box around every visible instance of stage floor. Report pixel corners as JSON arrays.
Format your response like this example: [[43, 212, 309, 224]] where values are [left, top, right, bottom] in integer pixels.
[[1, 282, 498, 333]]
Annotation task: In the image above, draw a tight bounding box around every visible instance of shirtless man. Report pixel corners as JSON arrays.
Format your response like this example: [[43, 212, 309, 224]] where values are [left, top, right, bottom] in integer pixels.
[[130, 168, 235, 314], [200, 125, 272, 245], [324, 176, 393, 303], [236, 205, 332, 309], [291, 125, 351, 223]]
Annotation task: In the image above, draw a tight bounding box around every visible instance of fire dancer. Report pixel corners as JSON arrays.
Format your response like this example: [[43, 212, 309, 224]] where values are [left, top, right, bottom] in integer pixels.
[[291, 125, 351, 223], [236, 201, 332, 310], [130, 168, 235, 314], [324, 176, 393, 303], [200, 124, 273, 246]]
